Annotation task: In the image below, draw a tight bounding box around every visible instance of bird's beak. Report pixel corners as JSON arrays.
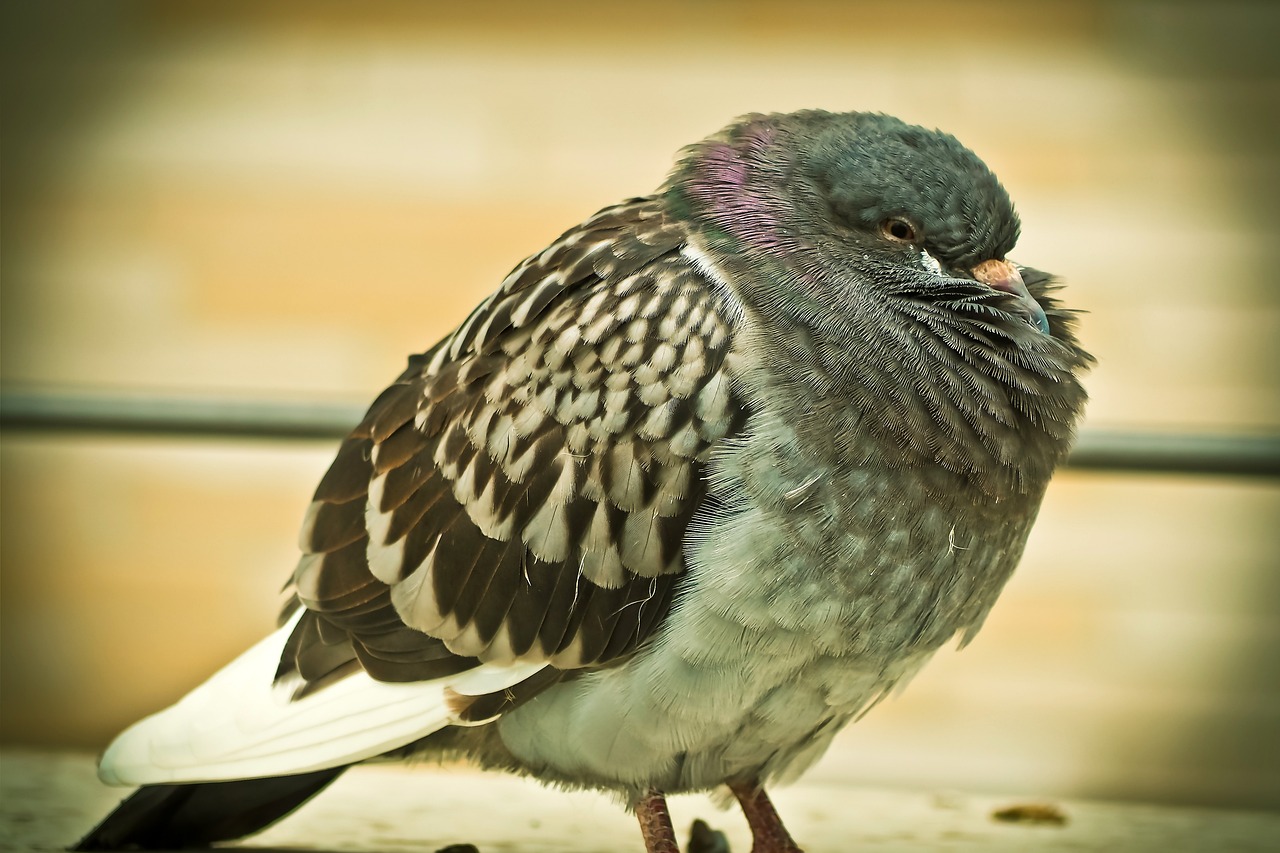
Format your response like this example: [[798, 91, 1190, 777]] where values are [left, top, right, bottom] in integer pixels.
[[971, 258, 1050, 334]]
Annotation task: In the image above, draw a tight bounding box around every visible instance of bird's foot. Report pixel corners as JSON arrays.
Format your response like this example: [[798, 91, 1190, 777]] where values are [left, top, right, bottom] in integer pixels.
[[636, 790, 682, 853], [729, 780, 805, 853]]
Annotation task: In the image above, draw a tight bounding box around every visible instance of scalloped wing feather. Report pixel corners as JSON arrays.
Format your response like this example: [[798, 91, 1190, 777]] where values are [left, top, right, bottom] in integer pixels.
[[283, 195, 746, 691]]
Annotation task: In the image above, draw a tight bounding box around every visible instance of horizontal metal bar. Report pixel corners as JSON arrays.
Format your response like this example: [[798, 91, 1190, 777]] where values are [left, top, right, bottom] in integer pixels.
[[3, 388, 1279, 478], [1, 389, 364, 442], [1068, 430, 1280, 478]]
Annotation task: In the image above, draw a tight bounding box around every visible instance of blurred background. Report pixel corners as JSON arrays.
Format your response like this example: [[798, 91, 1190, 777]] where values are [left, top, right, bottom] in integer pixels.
[[2, 0, 1277, 813]]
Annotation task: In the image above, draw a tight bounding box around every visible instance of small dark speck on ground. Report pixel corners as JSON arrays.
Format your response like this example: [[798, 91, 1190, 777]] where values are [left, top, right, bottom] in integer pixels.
[[991, 802, 1069, 826], [434, 845, 480, 853]]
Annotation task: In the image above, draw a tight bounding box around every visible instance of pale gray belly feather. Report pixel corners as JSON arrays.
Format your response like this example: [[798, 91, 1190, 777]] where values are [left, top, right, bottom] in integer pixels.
[[494, 411, 1035, 796]]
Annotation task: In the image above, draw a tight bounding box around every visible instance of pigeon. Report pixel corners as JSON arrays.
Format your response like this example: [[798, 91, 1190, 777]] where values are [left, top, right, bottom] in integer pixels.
[[74, 109, 1091, 853]]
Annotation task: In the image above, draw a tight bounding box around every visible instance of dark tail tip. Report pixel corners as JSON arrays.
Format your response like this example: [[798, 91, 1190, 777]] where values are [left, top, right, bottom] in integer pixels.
[[71, 767, 346, 850]]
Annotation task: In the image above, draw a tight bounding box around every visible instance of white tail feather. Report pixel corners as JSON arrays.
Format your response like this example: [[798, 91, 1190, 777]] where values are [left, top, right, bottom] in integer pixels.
[[98, 610, 544, 785]]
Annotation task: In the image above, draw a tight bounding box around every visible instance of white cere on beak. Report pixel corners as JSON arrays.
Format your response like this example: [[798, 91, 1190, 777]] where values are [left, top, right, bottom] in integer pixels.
[[920, 250, 944, 275]]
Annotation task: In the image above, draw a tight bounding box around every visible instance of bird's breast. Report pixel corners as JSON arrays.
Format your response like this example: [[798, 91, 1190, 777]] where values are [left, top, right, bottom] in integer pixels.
[[493, 398, 1039, 796], [682, 404, 1036, 662], [492, 300, 1048, 795]]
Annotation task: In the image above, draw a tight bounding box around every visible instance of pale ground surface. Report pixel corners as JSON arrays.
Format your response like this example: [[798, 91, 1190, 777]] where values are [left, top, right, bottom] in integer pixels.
[[2, 751, 1277, 853]]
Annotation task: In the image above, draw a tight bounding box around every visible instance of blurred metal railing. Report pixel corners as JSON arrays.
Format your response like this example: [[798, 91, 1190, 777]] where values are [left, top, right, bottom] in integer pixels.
[[2, 387, 1279, 478]]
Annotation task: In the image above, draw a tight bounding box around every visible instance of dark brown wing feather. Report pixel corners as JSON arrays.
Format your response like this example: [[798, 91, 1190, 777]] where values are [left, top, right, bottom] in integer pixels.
[[277, 197, 746, 701]]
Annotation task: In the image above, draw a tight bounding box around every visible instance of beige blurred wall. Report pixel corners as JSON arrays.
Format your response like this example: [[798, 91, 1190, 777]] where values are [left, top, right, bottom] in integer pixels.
[[3, 0, 1278, 810]]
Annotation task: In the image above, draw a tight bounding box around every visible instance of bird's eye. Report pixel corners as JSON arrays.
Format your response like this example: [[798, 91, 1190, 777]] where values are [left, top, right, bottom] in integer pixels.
[[880, 218, 917, 243]]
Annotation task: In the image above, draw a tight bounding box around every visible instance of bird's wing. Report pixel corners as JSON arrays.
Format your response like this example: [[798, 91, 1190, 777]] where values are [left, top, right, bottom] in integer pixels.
[[99, 196, 749, 786]]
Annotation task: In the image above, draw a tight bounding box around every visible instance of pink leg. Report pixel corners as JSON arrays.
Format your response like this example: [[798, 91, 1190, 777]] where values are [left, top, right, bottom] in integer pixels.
[[729, 781, 804, 853], [636, 790, 682, 853]]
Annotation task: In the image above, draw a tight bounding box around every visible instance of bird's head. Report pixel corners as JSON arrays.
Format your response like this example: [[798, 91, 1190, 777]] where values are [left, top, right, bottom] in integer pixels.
[[668, 110, 1049, 338], [666, 110, 1092, 495]]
